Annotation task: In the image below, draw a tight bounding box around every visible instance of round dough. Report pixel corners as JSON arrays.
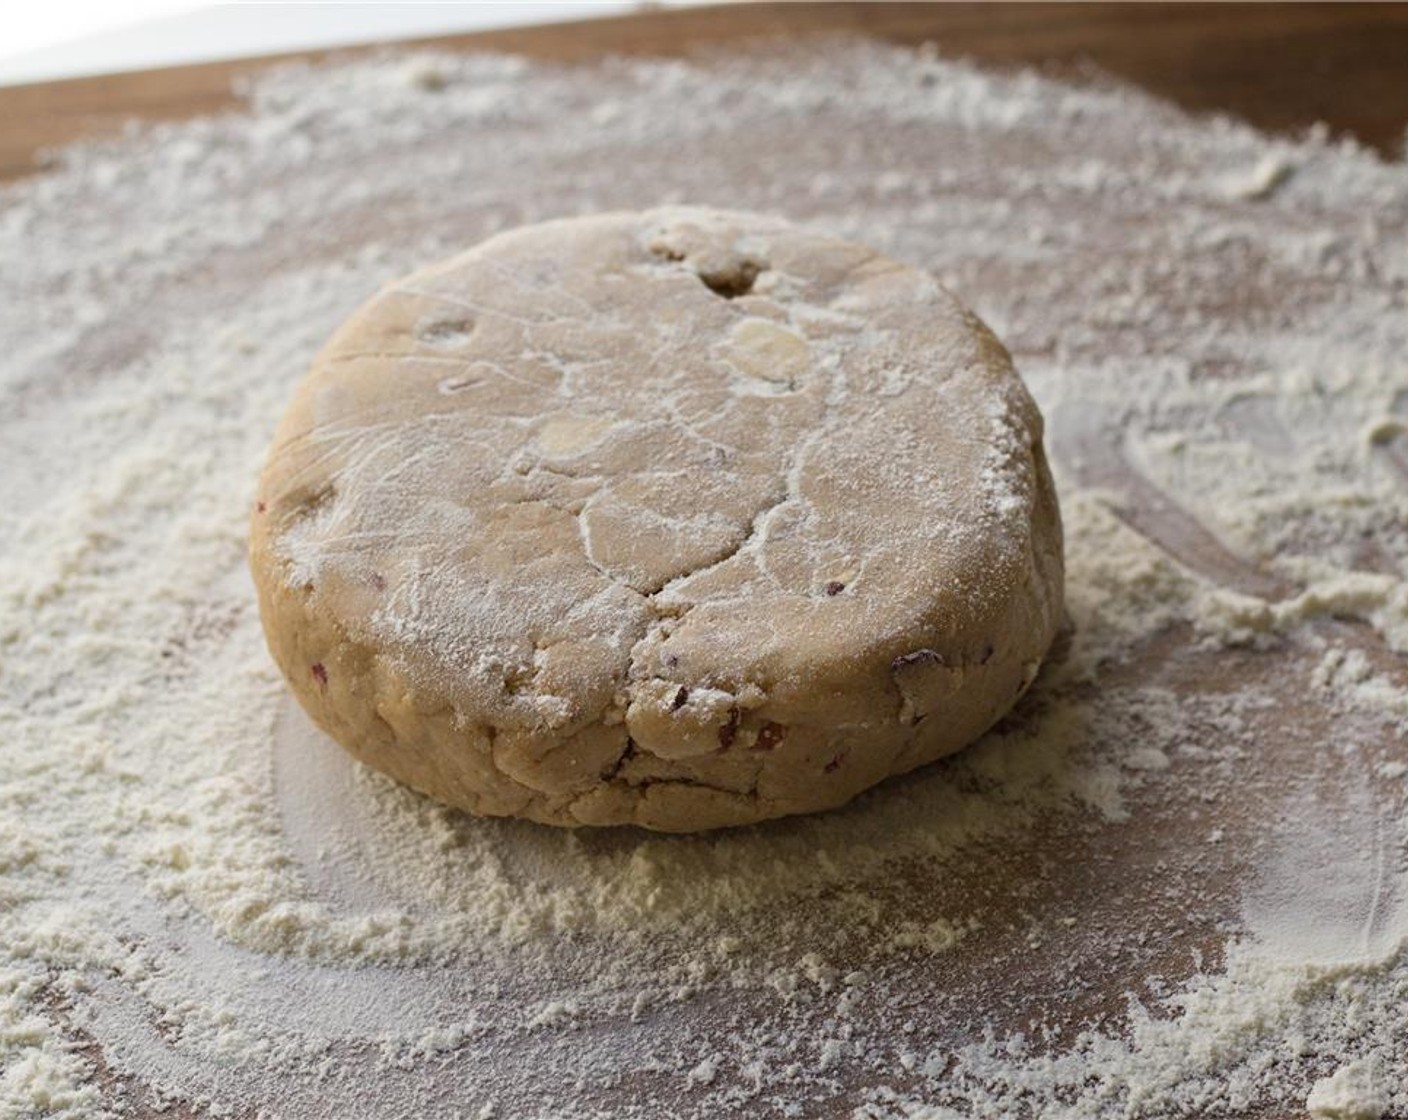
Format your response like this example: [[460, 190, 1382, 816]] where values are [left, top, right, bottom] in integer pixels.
[[249, 207, 1063, 832]]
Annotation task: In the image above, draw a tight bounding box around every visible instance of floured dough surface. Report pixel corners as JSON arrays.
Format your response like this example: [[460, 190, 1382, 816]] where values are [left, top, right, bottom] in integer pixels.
[[248, 206, 1063, 831]]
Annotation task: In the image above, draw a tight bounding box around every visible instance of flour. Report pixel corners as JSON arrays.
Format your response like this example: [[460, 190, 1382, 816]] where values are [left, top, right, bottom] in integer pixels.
[[2, 38, 1407, 1120], [1309, 1061, 1388, 1120]]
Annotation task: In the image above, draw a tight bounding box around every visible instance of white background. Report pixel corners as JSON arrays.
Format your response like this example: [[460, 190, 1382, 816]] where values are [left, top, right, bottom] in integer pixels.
[[0, 1, 669, 86]]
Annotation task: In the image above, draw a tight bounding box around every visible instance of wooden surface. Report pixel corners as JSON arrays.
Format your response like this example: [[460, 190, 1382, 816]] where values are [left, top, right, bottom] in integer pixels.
[[2, 3, 1408, 184]]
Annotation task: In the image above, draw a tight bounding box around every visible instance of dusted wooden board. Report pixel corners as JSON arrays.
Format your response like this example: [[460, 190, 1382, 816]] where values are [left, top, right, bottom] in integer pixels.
[[2, 2, 1408, 182], [4, 7, 1407, 1120]]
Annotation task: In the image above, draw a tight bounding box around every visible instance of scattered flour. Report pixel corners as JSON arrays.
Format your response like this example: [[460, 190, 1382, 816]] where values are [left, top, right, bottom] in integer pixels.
[[1308, 1060, 1389, 1120], [1, 38, 1406, 1120]]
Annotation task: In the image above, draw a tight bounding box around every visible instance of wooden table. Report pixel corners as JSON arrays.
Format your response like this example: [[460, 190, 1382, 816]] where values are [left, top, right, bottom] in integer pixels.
[[2, 2, 1408, 183]]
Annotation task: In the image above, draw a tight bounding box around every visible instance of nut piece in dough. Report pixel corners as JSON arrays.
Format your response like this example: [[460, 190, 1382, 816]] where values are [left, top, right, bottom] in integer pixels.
[[248, 207, 1064, 832]]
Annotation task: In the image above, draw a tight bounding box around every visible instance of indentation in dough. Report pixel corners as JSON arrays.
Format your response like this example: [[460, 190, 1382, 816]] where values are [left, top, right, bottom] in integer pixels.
[[697, 258, 762, 299], [438, 375, 482, 395], [417, 316, 476, 347], [645, 226, 767, 299]]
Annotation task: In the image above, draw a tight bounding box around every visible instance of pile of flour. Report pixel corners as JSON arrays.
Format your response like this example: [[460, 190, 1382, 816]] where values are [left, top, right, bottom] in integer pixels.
[[1, 40, 1405, 1120]]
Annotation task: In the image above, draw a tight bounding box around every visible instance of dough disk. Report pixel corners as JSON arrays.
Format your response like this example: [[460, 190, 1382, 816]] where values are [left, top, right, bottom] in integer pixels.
[[249, 207, 1064, 832]]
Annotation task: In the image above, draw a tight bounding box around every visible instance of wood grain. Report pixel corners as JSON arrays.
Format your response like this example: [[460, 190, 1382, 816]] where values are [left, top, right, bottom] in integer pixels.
[[1, 3, 1406, 183]]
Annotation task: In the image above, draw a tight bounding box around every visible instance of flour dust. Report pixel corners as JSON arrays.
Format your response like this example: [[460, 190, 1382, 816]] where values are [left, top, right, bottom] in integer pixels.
[[1, 40, 1406, 1120]]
